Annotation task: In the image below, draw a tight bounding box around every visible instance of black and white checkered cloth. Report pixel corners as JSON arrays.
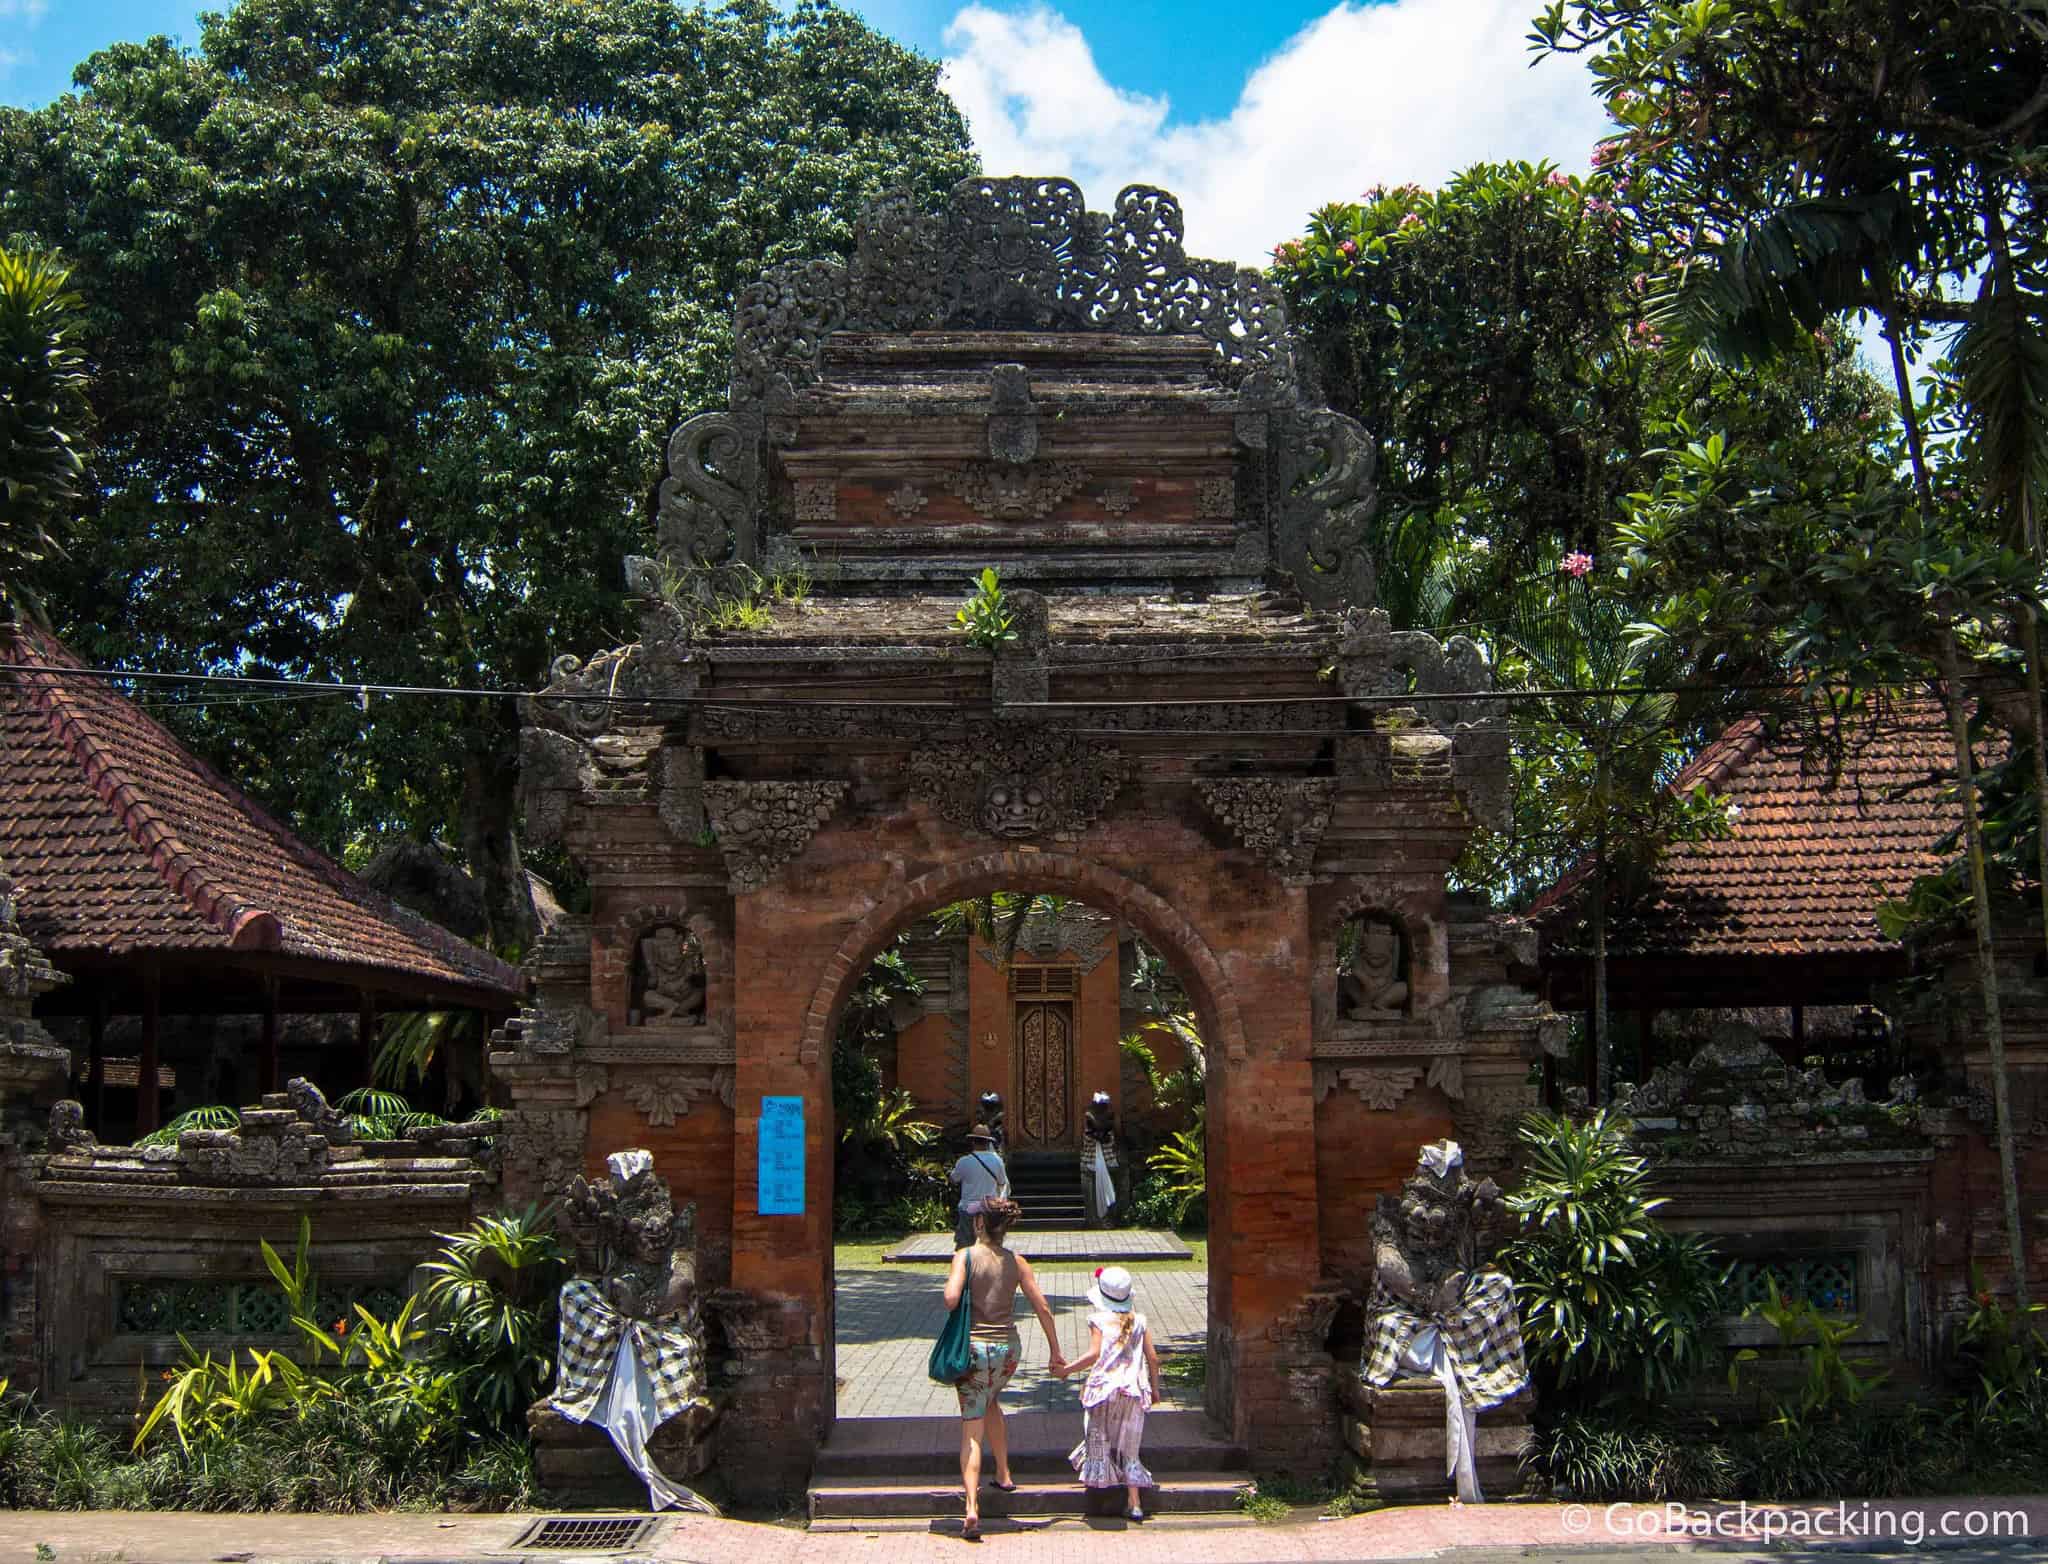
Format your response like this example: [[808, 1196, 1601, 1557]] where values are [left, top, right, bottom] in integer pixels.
[[1362, 1268, 1528, 1411], [552, 1278, 703, 1427]]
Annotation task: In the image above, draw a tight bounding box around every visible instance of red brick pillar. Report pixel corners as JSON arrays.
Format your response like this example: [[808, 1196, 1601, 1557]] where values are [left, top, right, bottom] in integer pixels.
[[1202, 881, 1333, 1469], [722, 889, 838, 1499]]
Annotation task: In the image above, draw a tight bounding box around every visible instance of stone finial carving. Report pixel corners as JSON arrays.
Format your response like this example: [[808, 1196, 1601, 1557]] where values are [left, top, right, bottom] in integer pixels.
[[701, 780, 847, 892], [656, 410, 758, 574], [1, 866, 68, 1055], [635, 925, 707, 1024], [286, 1076, 352, 1145], [909, 724, 1128, 842], [1361, 1140, 1528, 1503], [1336, 608, 1509, 828], [47, 1099, 95, 1154], [734, 178, 1298, 409], [1195, 776, 1333, 879], [1340, 915, 1411, 1017], [1273, 407, 1379, 608]]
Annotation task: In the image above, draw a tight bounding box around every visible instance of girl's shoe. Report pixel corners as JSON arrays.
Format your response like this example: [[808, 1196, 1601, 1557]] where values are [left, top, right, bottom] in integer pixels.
[[1126, 1507, 1145, 1522]]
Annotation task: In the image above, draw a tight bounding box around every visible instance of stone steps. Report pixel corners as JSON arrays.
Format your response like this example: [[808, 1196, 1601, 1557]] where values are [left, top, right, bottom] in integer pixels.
[[808, 1411, 1253, 1520], [807, 1471, 1252, 1522]]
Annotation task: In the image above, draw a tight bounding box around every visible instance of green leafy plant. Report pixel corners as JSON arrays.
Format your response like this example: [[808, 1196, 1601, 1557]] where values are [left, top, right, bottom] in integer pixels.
[[1729, 1277, 1888, 1427], [1145, 1126, 1207, 1227], [335, 1087, 448, 1140], [420, 1207, 569, 1433], [136, 1105, 240, 1147], [954, 567, 1016, 651], [1504, 1110, 1731, 1405]]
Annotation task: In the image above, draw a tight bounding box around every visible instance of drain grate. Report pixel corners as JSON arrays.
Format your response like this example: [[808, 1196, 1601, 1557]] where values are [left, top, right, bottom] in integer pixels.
[[511, 1516, 659, 1552]]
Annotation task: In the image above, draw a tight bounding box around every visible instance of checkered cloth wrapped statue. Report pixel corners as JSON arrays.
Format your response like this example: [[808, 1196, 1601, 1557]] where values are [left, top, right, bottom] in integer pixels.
[[548, 1149, 717, 1514], [1361, 1140, 1527, 1502]]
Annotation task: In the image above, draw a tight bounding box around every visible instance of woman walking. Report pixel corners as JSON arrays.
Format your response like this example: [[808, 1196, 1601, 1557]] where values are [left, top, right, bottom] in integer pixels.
[[941, 1196, 1063, 1540], [1054, 1264, 1159, 1521]]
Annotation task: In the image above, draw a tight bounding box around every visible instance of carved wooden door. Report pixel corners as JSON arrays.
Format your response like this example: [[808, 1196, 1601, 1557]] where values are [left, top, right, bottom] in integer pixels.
[[1013, 1001, 1073, 1147]]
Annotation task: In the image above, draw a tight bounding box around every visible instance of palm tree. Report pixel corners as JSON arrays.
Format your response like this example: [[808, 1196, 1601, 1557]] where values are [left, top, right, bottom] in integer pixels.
[[0, 246, 92, 620]]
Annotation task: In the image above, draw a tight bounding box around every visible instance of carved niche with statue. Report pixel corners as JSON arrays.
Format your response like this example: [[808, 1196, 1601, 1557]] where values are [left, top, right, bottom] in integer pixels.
[[633, 924, 707, 1026], [1339, 915, 1412, 1018]]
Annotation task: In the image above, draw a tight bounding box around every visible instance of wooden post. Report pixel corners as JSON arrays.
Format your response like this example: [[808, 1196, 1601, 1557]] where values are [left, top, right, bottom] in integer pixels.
[[358, 988, 377, 1090], [87, 991, 107, 1129], [259, 976, 281, 1095], [137, 961, 162, 1136], [1791, 1004, 1806, 1062]]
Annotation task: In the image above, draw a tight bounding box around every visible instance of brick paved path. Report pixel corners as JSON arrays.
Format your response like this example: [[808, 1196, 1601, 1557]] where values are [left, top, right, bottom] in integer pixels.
[[836, 1262, 1207, 1420], [883, 1230, 1192, 1263], [12, 1499, 2046, 1562]]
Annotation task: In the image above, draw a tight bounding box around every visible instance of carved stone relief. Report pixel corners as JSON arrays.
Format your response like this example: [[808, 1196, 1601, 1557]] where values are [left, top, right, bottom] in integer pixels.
[[1315, 1064, 1423, 1111], [1097, 481, 1136, 516], [634, 925, 707, 1026], [1194, 477, 1236, 519], [702, 780, 848, 893], [793, 479, 838, 522], [621, 1066, 738, 1129], [885, 483, 928, 518], [1195, 777, 1334, 879], [945, 460, 1088, 521], [909, 725, 1128, 842]]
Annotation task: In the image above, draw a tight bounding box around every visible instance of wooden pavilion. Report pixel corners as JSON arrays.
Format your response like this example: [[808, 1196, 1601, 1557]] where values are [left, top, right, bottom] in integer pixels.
[[0, 619, 524, 1136], [1530, 698, 1963, 1065]]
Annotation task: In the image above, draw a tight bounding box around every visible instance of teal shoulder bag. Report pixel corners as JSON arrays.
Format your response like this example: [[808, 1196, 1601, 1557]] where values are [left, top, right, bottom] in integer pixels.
[[928, 1249, 974, 1384]]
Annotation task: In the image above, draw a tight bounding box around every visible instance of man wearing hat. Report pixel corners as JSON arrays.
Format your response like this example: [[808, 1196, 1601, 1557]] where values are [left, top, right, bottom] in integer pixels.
[[949, 1125, 1010, 1250]]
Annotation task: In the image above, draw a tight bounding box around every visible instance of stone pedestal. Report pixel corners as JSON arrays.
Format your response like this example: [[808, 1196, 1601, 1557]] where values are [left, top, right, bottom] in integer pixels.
[[527, 1399, 719, 1509], [1336, 1367, 1530, 1500]]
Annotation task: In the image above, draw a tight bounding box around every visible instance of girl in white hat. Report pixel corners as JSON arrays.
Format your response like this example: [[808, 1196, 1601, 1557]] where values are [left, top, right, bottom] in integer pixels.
[[1053, 1264, 1159, 1520]]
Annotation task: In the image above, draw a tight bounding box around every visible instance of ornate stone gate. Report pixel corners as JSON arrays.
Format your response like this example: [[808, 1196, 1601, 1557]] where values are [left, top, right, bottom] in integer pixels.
[[497, 177, 1557, 1497]]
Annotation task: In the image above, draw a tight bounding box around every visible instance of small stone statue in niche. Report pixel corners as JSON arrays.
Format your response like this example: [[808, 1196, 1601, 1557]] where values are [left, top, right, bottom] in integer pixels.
[[1339, 915, 1410, 1017], [636, 924, 706, 1024]]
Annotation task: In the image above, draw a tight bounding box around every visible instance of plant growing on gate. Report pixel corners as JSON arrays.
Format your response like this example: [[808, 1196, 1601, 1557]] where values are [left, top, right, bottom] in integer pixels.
[[955, 567, 1017, 651]]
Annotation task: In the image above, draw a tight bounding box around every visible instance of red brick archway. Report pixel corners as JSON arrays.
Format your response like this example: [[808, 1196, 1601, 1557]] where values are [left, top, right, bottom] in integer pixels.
[[799, 849, 1250, 1071]]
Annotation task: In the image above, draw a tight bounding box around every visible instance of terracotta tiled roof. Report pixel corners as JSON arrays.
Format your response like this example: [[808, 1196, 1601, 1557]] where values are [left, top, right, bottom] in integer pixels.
[[0, 622, 522, 1001], [1531, 699, 1963, 959]]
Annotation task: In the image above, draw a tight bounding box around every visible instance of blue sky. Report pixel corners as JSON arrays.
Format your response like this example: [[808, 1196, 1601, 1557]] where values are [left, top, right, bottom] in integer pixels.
[[1, 0, 1611, 264]]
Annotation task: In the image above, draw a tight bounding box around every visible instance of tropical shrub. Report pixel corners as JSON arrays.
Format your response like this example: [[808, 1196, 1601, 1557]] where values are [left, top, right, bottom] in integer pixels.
[[137, 1105, 240, 1147], [1503, 1110, 1731, 1406], [421, 1206, 569, 1434], [954, 567, 1016, 651]]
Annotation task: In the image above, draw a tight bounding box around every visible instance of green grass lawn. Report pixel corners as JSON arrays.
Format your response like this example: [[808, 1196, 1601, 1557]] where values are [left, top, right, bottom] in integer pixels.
[[834, 1233, 1208, 1272]]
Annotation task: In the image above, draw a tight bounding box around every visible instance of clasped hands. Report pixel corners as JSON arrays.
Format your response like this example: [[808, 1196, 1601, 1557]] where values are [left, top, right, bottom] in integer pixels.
[[1047, 1351, 1071, 1378]]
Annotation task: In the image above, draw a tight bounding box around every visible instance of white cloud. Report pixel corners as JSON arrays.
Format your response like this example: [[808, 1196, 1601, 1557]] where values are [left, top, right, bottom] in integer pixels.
[[941, 0, 1612, 267], [0, 0, 49, 23]]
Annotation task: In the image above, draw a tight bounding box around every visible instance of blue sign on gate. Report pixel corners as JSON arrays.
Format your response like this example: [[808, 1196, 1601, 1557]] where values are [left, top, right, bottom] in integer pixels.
[[757, 1095, 806, 1215]]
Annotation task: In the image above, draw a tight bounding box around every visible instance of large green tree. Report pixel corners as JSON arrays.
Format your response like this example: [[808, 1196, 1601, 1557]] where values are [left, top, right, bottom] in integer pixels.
[[1533, 0, 2046, 1304], [0, 0, 975, 950]]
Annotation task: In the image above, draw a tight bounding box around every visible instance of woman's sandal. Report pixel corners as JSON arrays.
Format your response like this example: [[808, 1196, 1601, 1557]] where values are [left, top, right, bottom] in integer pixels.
[[961, 1518, 982, 1541], [989, 1479, 1019, 1492]]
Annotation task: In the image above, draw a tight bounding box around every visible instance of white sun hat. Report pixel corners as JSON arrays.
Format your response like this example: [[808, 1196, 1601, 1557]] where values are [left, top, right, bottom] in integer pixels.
[[1088, 1265, 1135, 1313]]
